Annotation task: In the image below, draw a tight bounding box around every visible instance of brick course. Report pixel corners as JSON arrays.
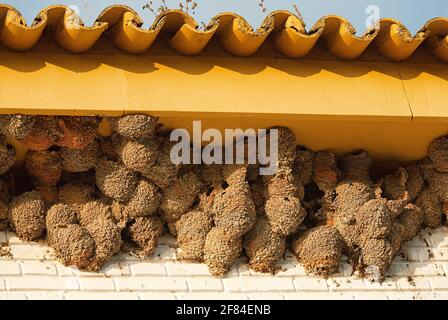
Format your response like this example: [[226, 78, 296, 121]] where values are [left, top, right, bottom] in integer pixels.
[[0, 227, 447, 300]]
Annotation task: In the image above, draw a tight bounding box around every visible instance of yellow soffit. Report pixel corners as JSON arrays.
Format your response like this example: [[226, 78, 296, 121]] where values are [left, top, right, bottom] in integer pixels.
[[0, 4, 447, 61]]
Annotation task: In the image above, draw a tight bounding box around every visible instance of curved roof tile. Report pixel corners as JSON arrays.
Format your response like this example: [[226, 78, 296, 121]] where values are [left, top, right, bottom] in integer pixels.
[[0, 4, 447, 61]]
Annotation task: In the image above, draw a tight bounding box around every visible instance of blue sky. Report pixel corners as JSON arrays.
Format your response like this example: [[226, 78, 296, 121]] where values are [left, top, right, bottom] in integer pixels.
[[3, 0, 448, 34]]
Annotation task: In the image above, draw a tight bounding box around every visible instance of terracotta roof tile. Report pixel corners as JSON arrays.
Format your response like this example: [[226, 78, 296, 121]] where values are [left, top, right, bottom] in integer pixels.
[[0, 4, 447, 61]]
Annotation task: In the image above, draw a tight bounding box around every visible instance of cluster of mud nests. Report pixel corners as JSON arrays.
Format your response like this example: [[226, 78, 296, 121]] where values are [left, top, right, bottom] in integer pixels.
[[0, 114, 447, 281]]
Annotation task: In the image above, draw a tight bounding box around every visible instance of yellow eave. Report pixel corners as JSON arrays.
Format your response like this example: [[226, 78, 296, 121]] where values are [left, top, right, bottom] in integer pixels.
[[1, 4, 448, 163]]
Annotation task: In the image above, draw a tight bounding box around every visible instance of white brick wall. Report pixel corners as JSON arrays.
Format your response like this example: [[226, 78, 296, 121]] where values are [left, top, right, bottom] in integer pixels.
[[0, 228, 447, 300]]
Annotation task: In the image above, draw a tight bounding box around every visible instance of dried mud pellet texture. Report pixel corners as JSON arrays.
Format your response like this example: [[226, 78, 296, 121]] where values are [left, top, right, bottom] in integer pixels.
[[397, 204, 423, 241], [404, 166, 424, 200], [0, 200, 8, 221], [0, 115, 10, 134], [212, 166, 256, 237], [293, 226, 343, 277], [264, 195, 305, 237], [60, 140, 100, 172], [428, 171, 448, 203], [310, 150, 409, 280], [341, 151, 372, 183], [36, 185, 59, 204], [382, 166, 423, 201], [418, 158, 434, 181], [243, 127, 307, 274], [109, 115, 158, 139], [95, 158, 139, 202], [360, 238, 394, 280], [142, 141, 179, 190], [116, 137, 159, 174], [2, 115, 447, 278], [356, 199, 393, 239], [212, 185, 256, 238], [274, 127, 297, 168], [46, 203, 78, 231], [428, 135, 448, 173], [18, 116, 60, 151], [244, 218, 285, 274], [25, 150, 62, 187], [0, 200, 9, 229], [381, 167, 408, 200], [247, 164, 260, 182], [195, 164, 223, 187], [313, 152, 339, 192], [120, 179, 161, 220], [0, 135, 15, 175], [111, 202, 127, 229], [334, 178, 375, 217], [294, 148, 314, 186], [250, 178, 267, 215], [58, 183, 94, 210], [79, 200, 115, 227], [49, 224, 95, 269], [85, 219, 122, 270], [100, 136, 118, 161], [125, 216, 163, 257], [265, 172, 302, 199], [333, 215, 358, 252], [160, 172, 202, 222], [388, 222, 406, 254], [204, 227, 242, 276], [9, 191, 46, 241], [221, 164, 248, 186], [5, 115, 35, 139], [417, 189, 443, 228], [56, 117, 99, 149], [174, 209, 213, 262]]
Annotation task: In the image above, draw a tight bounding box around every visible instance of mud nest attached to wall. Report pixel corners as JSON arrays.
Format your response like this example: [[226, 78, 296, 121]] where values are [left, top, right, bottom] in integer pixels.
[[0, 114, 447, 281]]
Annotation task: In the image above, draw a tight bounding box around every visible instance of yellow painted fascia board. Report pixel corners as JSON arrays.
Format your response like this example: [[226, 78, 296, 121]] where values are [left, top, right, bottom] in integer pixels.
[[397, 63, 448, 122], [0, 52, 412, 120], [1, 51, 448, 162]]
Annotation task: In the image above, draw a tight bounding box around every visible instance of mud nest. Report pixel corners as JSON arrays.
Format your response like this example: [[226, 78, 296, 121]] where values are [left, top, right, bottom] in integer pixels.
[[0, 114, 446, 280]]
